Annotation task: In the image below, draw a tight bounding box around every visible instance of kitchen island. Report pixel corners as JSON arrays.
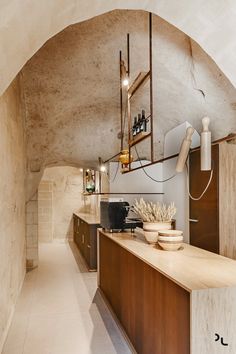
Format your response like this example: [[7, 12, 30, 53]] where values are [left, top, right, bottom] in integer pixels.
[[98, 229, 236, 354]]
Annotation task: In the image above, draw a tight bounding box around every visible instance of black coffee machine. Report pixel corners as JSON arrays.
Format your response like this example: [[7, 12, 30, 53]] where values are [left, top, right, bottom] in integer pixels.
[[100, 201, 142, 233]]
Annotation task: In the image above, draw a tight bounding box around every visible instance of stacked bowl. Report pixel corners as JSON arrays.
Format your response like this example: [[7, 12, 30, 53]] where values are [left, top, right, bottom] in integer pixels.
[[158, 230, 183, 251]]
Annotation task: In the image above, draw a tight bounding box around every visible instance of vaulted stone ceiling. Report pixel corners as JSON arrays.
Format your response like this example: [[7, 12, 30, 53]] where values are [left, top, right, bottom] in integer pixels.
[[21, 10, 236, 184], [1, 0, 236, 96]]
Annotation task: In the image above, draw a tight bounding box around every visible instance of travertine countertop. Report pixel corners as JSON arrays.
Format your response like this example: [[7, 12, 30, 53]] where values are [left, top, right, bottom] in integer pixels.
[[99, 229, 236, 292], [74, 212, 100, 225]]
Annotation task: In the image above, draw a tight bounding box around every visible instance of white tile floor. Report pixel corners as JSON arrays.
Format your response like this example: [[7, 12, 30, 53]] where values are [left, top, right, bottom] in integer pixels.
[[3, 242, 132, 354]]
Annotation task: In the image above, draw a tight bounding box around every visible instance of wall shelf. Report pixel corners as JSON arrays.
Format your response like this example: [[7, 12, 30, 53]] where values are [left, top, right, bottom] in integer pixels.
[[129, 131, 151, 147], [82, 192, 164, 196], [128, 71, 150, 99]]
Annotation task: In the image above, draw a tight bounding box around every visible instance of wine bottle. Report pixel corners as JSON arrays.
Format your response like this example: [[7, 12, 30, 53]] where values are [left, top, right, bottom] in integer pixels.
[[136, 114, 141, 134], [132, 117, 137, 137], [141, 109, 146, 132]]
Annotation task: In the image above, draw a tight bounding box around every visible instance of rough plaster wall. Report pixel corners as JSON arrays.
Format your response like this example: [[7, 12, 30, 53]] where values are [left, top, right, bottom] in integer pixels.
[[40, 166, 84, 242], [1, 0, 236, 97], [0, 77, 26, 350], [38, 181, 53, 243], [22, 10, 236, 195], [26, 192, 38, 269]]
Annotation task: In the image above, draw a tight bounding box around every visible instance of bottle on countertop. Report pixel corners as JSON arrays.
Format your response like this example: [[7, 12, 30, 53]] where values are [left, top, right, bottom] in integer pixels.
[[132, 117, 137, 137]]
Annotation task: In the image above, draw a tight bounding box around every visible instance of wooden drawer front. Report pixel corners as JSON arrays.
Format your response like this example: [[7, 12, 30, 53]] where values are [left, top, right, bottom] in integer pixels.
[[99, 233, 190, 354]]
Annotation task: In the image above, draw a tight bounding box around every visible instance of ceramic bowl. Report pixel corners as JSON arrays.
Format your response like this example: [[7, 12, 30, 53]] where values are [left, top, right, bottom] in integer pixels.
[[158, 230, 183, 237], [158, 235, 183, 251], [143, 230, 159, 244], [143, 221, 172, 244]]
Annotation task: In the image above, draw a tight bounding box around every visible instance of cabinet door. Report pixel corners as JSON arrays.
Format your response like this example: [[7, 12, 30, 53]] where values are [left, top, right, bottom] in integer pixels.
[[189, 144, 219, 253], [83, 223, 91, 267], [73, 215, 78, 242], [76, 218, 83, 255], [89, 226, 98, 270]]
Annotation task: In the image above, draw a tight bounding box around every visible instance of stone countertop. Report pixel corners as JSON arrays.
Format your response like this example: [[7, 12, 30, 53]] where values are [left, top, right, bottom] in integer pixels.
[[99, 229, 236, 293], [73, 212, 100, 225]]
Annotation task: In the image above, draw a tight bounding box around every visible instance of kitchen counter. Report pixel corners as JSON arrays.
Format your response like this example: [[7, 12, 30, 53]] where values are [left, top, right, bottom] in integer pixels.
[[73, 213, 100, 270], [99, 229, 236, 292], [73, 212, 100, 225], [98, 229, 236, 354]]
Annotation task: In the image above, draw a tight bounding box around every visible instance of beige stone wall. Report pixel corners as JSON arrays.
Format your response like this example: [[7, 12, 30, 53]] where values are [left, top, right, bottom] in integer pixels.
[[0, 77, 26, 351], [26, 192, 38, 269], [38, 182, 53, 242], [39, 166, 84, 242]]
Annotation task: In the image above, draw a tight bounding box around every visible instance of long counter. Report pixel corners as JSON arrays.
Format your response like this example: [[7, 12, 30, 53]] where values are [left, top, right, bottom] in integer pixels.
[[98, 229, 236, 354], [73, 212, 100, 225]]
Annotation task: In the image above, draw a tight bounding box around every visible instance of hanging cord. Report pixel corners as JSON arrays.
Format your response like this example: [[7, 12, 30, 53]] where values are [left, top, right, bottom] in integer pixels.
[[185, 160, 214, 201], [134, 145, 176, 183]]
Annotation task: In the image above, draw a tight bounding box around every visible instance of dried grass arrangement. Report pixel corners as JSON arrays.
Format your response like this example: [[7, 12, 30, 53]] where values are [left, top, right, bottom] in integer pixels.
[[133, 198, 176, 223]]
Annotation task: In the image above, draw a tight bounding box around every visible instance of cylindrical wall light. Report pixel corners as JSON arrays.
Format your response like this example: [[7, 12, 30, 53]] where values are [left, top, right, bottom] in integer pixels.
[[200, 117, 211, 171]]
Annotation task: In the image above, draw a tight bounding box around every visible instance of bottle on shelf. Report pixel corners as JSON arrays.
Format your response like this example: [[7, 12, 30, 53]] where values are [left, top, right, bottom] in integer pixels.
[[132, 117, 137, 137], [136, 113, 141, 134], [141, 109, 147, 132]]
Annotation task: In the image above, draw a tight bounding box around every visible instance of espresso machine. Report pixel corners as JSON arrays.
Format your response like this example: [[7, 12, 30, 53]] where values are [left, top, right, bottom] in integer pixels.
[[100, 200, 142, 233]]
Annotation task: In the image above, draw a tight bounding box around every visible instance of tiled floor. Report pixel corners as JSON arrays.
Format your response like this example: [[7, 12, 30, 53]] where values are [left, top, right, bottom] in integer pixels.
[[3, 242, 132, 354]]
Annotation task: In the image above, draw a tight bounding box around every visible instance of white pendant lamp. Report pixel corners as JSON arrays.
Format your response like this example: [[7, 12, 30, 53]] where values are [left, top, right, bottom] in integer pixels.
[[200, 117, 211, 171]]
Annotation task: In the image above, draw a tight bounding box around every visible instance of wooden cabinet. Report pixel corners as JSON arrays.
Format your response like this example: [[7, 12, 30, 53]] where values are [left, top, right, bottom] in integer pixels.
[[73, 214, 100, 271], [99, 231, 190, 354], [189, 142, 236, 259], [98, 230, 236, 354]]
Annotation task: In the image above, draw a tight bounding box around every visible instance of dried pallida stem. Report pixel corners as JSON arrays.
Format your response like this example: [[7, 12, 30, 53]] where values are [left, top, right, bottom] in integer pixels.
[[133, 198, 176, 222]]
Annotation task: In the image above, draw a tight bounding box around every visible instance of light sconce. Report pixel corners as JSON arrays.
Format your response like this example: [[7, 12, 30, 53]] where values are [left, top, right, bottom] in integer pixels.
[[120, 60, 129, 87], [200, 117, 211, 171], [176, 117, 212, 173], [100, 164, 106, 173]]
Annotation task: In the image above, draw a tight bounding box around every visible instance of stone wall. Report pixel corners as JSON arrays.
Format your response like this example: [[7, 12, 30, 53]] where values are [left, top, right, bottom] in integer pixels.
[[26, 192, 38, 269], [0, 77, 26, 351], [39, 166, 84, 242], [38, 181, 53, 242]]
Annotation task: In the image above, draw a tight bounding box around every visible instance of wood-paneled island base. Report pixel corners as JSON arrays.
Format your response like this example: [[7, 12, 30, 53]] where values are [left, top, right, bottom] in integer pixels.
[[98, 229, 236, 354]]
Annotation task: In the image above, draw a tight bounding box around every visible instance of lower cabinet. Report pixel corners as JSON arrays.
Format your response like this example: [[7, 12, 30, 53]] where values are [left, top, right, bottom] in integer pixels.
[[99, 232, 190, 354], [73, 214, 99, 271]]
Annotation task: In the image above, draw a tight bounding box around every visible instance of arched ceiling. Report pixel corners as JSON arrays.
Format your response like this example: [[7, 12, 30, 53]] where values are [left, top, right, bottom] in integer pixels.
[[22, 10, 236, 172], [1, 0, 236, 97]]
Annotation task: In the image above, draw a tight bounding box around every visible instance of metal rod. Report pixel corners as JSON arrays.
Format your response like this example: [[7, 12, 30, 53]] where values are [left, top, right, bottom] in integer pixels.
[[122, 133, 236, 174], [83, 192, 164, 195], [122, 153, 179, 174], [190, 133, 236, 152], [127, 33, 131, 171], [149, 12, 154, 162], [104, 152, 121, 164], [119, 50, 123, 150], [127, 33, 130, 76], [98, 157, 102, 193]]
